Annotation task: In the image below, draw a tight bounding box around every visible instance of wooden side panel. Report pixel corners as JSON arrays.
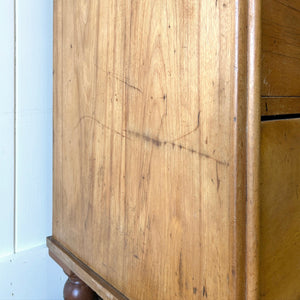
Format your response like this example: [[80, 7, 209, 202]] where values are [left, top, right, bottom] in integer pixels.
[[261, 0, 300, 96], [260, 119, 300, 299], [53, 1, 245, 299]]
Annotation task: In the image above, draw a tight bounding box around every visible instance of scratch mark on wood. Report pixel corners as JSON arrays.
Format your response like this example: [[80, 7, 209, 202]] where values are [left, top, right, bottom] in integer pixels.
[[95, 64, 143, 93], [275, 0, 300, 13], [74, 116, 228, 166], [169, 111, 200, 142], [113, 76, 143, 93], [73, 115, 130, 139]]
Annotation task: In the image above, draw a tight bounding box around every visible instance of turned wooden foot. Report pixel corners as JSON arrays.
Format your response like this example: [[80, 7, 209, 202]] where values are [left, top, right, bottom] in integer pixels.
[[63, 272, 98, 300]]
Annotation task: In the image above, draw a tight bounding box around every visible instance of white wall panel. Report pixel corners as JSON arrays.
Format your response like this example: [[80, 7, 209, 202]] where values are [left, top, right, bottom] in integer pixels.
[[0, 1, 67, 298], [15, 112, 53, 250], [0, 245, 65, 300], [0, 0, 15, 257], [15, 0, 53, 251]]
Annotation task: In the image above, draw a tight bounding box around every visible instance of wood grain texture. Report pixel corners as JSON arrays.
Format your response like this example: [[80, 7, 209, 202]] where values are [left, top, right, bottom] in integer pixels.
[[231, 0, 249, 298], [261, 0, 300, 96], [261, 97, 300, 116], [260, 119, 300, 300], [246, 0, 261, 298], [52, 0, 259, 299]]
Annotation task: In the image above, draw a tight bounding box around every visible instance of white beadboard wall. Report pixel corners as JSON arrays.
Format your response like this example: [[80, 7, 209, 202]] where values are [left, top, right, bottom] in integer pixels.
[[0, 0, 66, 299], [0, 0, 14, 258]]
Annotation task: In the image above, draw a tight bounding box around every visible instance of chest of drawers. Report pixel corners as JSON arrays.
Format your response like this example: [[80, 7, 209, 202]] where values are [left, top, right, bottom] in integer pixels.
[[47, 0, 300, 299]]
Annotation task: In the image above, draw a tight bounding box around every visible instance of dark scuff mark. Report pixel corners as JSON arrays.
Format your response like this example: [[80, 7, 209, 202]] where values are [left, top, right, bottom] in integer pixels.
[[163, 94, 168, 116], [215, 0, 218, 6], [133, 254, 139, 260], [232, 268, 236, 277], [193, 287, 197, 294], [265, 102, 268, 112], [178, 251, 183, 296], [203, 286, 208, 298], [216, 161, 221, 191], [127, 130, 162, 147], [127, 129, 229, 166], [75, 113, 229, 166]]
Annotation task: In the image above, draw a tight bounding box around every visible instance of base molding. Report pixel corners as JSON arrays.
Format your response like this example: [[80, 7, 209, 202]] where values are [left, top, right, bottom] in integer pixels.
[[46, 236, 128, 300]]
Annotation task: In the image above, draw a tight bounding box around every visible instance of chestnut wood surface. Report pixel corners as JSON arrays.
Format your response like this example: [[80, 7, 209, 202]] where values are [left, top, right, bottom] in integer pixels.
[[52, 0, 263, 299], [261, 0, 300, 96], [52, 0, 256, 299], [260, 119, 300, 300]]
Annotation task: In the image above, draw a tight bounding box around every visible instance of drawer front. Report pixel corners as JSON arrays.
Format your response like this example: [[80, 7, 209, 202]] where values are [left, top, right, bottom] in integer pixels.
[[262, 0, 300, 96], [260, 119, 300, 299], [261, 97, 300, 117]]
